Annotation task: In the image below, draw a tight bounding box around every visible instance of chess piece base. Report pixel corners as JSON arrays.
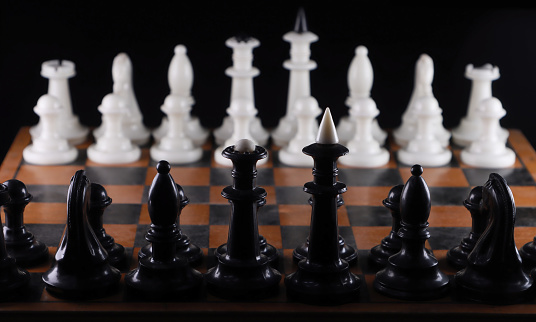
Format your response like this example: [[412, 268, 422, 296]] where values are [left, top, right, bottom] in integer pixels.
[[23, 144, 78, 165], [397, 148, 452, 167], [460, 148, 515, 168], [339, 148, 389, 168], [87, 144, 141, 164], [150, 145, 203, 164]]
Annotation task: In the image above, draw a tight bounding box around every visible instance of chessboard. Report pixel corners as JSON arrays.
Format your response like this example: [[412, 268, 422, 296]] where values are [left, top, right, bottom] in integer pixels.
[[3, 126, 536, 322]]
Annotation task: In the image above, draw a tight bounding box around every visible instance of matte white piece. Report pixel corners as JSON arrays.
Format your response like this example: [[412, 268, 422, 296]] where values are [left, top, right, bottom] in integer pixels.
[[93, 53, 151, 145], [397, 96, 452, 167], [150, 95, 203, 164], [393, 54, 451, 147], [152, 45, 209, 146], [452, 64, 508, 146], [271, 8, 318, 147], [23, 95, 78, 165], [87, 93, 141, 164], [461, 97, 515, 168], [337, 46, 387, 145], [29, 60, 89, 145], [278, 96, 321, 167], [214, 98, 267, 166], [316, 107, 339, 144], [234, 139, 256, 153], [213, 36, 269, 146], [340, 98, 389, 168]]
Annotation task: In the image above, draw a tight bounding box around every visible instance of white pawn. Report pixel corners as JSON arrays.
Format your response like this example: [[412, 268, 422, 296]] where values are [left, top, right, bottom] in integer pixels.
[[150, 95, 203, 164], [93, 53, 151, 145], [152, 45, 209, 146], [393, 54, 450, 147], [23, 95, 78, 165], [452, 64, 508, 146], [337, 46, 387, 146], [87, 93, 141, 164], [340, 98, 389, 168], [461, 97, 515, 168], [30, 60, 89, 145], [214, 98, 267, 166], [397, 96, 452, 167], [213, 36, 269, 146], [271, 8, 318, 147], [278, 96, 321, 167]]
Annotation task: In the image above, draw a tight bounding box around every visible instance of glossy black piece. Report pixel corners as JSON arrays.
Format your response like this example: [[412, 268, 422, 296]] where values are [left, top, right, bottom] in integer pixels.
[[125, 161, 203, 300], [139, 183, 203, 267], [369, 184, 404, 268], [205, 145, 281, 300], [88, 183, 127, 270], [2, 179, 48, 267], [215, 198, 278, 266], [0, 183, 30, 299], [42, 170, 121, 299], [285, 142, 360, 305], [447, 186, 485, 269], [374, 165, 450, 301], [455, 173, 534, 304], [294, 7, 308, 33], [293, 195, 357, 265]]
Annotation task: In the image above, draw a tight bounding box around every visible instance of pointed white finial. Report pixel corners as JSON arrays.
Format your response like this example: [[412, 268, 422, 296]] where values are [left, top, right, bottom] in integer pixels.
[[316, 108, 339, 144]]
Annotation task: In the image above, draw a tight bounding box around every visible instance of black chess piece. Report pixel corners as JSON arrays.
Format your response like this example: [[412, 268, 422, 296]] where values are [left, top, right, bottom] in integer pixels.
[[138, 183, 203, 267], [0, 183, 31, 299], [125, 161, 203, 300], [369, 184, 403, 268], [42, 170, 121, 299], [2, 179, 49, 267], [204, 141, 281, 300], [447, 185, 486, 269], [87, 182, 127, 270], [374, 165, 450, 301], [292, 195, 357, 265], [455, 173, 534, 304], [284, 122, 361, 305], [215, 198, 279, 266]]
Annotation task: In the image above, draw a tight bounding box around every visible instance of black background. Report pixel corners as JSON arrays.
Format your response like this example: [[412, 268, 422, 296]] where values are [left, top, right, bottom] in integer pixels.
[[1, 2, 535, 162]]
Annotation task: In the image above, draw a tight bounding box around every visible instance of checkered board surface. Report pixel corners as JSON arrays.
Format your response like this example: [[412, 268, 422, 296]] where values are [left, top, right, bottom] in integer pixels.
[[3, 126, 536, 320]]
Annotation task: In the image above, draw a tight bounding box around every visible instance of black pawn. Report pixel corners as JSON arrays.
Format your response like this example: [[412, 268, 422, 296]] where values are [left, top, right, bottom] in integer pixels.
[[293, 195, 357, 265], [215, 198, 278, 266], [369, 184, 403, 268], [125, 161, 203, 299], [138, 183, 203, 267], [3, 179, 48, 267], [447, 186, 486, 269], [374, 165, 449, 300], [285, 140, 360, 305], [42, 170, 121, 299], [88, 183, 127, 270], [204, 142, 281, 300], [0, 183, 30, 299], [455, 173, 533, 304]]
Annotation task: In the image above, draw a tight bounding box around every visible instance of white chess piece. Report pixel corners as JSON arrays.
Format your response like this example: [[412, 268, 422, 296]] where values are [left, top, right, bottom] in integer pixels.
[[339, 98, 389, 167], [452, 64, 508, 146], [397, 96, 452, 167], [393, 54, 450, 147], [271, 8, 318, 147], [29, 60, 89, 145], [23, 95, 78, 165], [337, 46, 386, 145], [150, 95, 203, 164], [152, 45, 209, 146], [213, 36, 269, 146], [214, 98, 267, 166], [87, 93, 141, 164], [278, 96, 321, 167], [93, 53, 151, 145], [460, 97, 515, 168]]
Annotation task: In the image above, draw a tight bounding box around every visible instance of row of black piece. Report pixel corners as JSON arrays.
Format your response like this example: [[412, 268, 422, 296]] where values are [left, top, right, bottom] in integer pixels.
[[1, 137, 536, 305]]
